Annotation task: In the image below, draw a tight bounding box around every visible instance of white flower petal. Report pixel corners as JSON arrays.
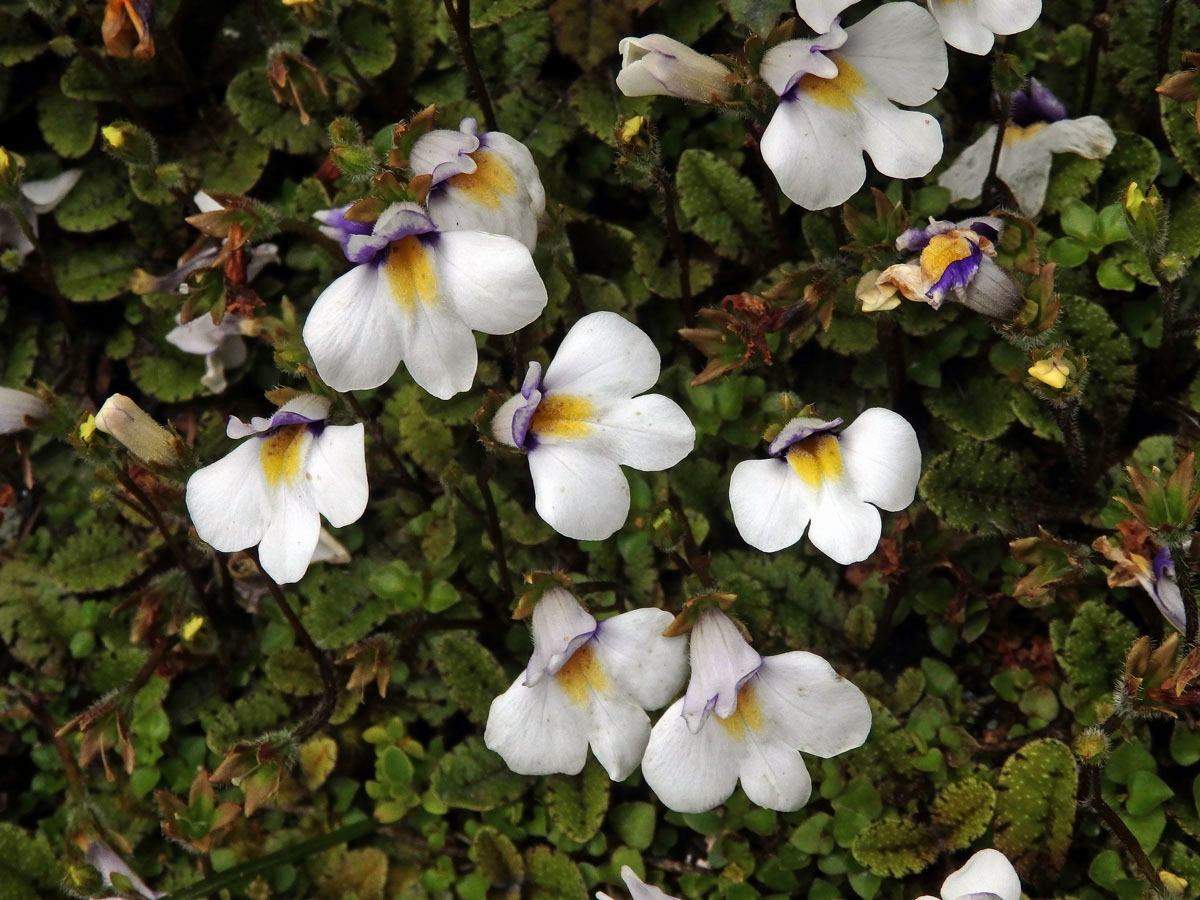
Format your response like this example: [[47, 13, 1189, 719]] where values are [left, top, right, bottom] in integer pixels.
[[997, 117, 1115, 215], [429, 187, 538, 251], [854, 90, 944, 181], [483, 130, 546, 217], [1033, 115, 1117, 158], [794, 0, 857, 33], [587, 691, 653, 781], [616, 35, 731, 103], [737, 731, 813, 811], [491, 392, 526, 449], [257, 486, 321, 584], [276, 393, 331, 422], [841, 3, 947, 105], [591, 607, 688, 710], [304, 424, 368, 527], [642, 697, 742, 813], [409, 126, 479, 181], [927, 0, 996, 54], [542, 311, 662, 398], [22, 169, 83, 213], [85, 841, 163, 900], [0, 386, 48, 434], [193, 191, 222, 214], [753, 652, 872, 756], [941, 850, 1021, 900], [682, 608, 762, 730], [433, 231, 547, 334], [938, 126, 997, 205], [528, 443, 631, 540], [729, 458, 813, 553], [303, 263, 407, 392], [761, 95, 865, 210], [485, 674, 590, 775], [526, 586, 598, 686], [616, 867, 680, 900], [558, 394, 695, 471], [166, 314, 232, 355], [837, 408, 920, 511], [975, 0, 1041, 37], [759, 39, 840, 98], [186, 439, 272, 554], [401, 296, 478, 400], [806, 481, 882, 564]]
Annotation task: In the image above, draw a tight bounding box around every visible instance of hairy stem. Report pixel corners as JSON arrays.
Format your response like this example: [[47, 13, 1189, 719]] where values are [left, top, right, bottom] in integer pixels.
[[442, 0, 498, 131], [1049, 400, 1089, 486], [1157, 0, 1178, 81], [1081, 0, 1109, 111], [668, 492, 713, 588], [255, 559, 337, 743], [1084, 765, 1166, 895], [1171, 543, 1199, 648]]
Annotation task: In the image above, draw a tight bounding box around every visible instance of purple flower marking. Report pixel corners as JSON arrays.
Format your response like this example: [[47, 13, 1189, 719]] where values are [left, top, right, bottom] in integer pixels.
[[1152, 546, 1175, 586], [768, 416, 844, 457], [1010, 79, 1067, 127], [343, 203, 438, 265], [510, 361, 544, 449], [967, 221, 999, 243], [896, 219, 957, 252], [265, 408, 326, 438], [927, 240, 983, 301]]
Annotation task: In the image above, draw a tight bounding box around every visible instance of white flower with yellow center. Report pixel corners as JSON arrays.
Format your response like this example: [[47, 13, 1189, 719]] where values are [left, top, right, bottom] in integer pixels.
[[729, 409, 920, 564], [0, 386, 48, 434], [939, 80, 1116, 216], [758, 3, 947, 210], [302, 201, 548, 399], [408, 117, 546, 251], [922, 0, 1041, 54], [484, 587, 688, 780], [916, 849, 1021, 900], [185, 394, 367, 585], [641, 608, 871, 812], [491, 312, 696, 541], [597, 866, 680, 900]]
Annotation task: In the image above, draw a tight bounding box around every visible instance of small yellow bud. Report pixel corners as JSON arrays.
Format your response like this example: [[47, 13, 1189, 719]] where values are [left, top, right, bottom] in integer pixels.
[[855, 270, 901, 313], [181, 616, 205, 641], [94, 394, 185, 468], [620, 116, 646, 144], [1074, 727, 1109, 763], [1028, 357, 1069, 389], [1123, 181, 1145, 217], [1159, 871, 1188, 895], [79, 414, 97, 442], [101, 125, 126, 148]]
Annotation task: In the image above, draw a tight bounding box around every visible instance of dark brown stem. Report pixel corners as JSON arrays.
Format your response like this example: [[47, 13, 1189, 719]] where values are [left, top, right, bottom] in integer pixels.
[[16, 687, 87, 803], [1048, 400, 1089, 487], [342, 392, 434, 502], [11, 206, 78, 341], [1084, 765, 1167, 895], [748, 126, 789, 262], [254, 558, 337, 743], [877, 316, 904, 409], [442, 0, 498, 132], [1171, 544, 1198, 648], [658, 174, 693, 318], [1157, 0, 1178, 81], [113, 468, 217, 627], [983, 98, 1013, 209], [668, 492, 713, 588], [1081, 0, 1109, 111], [475, 459, 513, 607]]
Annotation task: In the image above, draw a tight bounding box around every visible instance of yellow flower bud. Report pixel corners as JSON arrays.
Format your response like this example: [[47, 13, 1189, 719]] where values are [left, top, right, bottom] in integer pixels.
[[101, 125, 126, 148], [855, 270, 901, 313], [1028, 357, 1069, 390], [620, 116, 646, 144]]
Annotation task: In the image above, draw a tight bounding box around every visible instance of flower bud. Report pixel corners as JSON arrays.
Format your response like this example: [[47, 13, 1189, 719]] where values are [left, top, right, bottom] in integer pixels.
[[855, 270, 900, 313], [94, 394, 185, 468], [101, 121, 158, 168], [1122, 181, 1166, 250], [616, 35, 733, 104], [1028, 357, 1070, 389]]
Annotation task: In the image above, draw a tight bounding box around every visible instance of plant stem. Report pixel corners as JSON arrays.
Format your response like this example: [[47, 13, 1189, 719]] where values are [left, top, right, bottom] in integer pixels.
[[475, 459, 513, 607], [1157, 0, 1178, 81], [1171, 543, 1199, 648], [341, 392, 434, 503], [11, 207, 78, 341], [1081, 0, 1109, 111], [1083, 765, 1166, 895], [442, 0, 498, 132], [657, 173, 693, 318], [1049, 400, 1089, 486], [254, 559, 337, 743], [748, 126, 789, 262], [668, 492, 713, 588]]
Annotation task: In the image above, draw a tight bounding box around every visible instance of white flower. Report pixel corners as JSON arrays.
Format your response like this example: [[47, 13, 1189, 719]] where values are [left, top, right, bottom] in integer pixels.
[[0, 169, 82, 262], [408, 117, 546, 252], [185, 394, 367, 585], [302, 201, 548, 399], [597, 866, 680, 900], [484, 586, 688, 780], [165, 313, 248, 394], [641, 608, 871, 812], [793, 0, 857, 33], [95, 393, 184, 467], [491, 312, 696, 541], [616, 35, 733, 104], [916, 849, 1021, 900], [759, 3, 947, 210], [939, 80, 1116, 216], [924, 0, 1041, 54], [729, 408, 920, 564], [1094, 536, 1186, 633], [0, 386, 48, 434], [871, 216, 1023, 319], [85, 840, 163, 900]]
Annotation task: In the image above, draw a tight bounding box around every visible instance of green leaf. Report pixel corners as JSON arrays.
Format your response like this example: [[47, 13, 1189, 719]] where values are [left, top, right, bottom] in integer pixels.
[[544, 756, 610, 843], [471, 826, 524, 900], [264, 647, 323, 696], [0, 824, 62, 900], [676, 148, 767, 260], [548, 0, 632, 71], [331, 9, 396, 79], [130, 347, 207, 402], [1046, 236, 1089, 267], [50, 523, 147, 592], [0, 19, 45, 65], [433, 633, 508, 725], [53, 163, 133, 233], [993, 738, 1078, 888], [523, 846, 587, 900], [1100, 130, 1161, 200], [720, 0, 791, 34], [931, 778, 996, 850], [472, 0, 546, 27], [568, 70, 650, 145], [1060, 199, 1098, 241], [1125, 770, 1173, 816], [1058, 296, 1135, 420], [919, 442, 1033, 534], [1051, 600, 1137, 710], [226, 68, 324, 155], [850, 817, 938, 877], [1162, 93, 1200, 184], [610, 801, 656, 850], [1042, 155, 1103, 215], [37, 90, 97, 158], [431, 737, 533, 810], [924, 373, 1016, 440], [194, 122, 270, 195]]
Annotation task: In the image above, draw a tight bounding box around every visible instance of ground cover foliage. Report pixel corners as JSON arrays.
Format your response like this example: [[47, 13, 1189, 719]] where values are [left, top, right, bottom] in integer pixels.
[[1, 1, 1200, 899]]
